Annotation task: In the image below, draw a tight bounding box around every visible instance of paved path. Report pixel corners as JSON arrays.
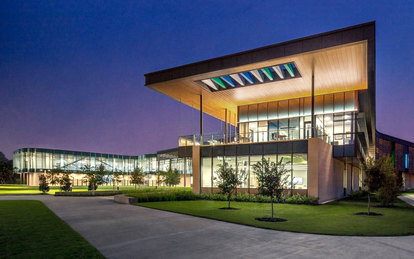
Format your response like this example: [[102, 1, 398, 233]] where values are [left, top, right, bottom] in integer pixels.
[[1, 195, 414, 259], [399, 194, 414, 207]]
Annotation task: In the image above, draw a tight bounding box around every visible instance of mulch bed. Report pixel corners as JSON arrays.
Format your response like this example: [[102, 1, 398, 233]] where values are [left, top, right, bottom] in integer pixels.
[[355, 212, 383, 216], [219, 207, 240, 210], [255, 217, 287, 222]]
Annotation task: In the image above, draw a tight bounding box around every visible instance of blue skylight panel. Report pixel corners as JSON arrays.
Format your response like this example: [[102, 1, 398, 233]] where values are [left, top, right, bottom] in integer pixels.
[[241, 72, 254, 84], [221, 75, 235, 87]]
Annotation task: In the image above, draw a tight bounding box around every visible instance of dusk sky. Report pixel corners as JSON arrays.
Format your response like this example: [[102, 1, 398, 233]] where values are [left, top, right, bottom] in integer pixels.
[[1, 1, 413, 159]]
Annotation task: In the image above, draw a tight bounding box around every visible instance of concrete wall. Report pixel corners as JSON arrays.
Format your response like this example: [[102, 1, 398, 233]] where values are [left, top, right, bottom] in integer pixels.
[[308, 138, 343, 203]]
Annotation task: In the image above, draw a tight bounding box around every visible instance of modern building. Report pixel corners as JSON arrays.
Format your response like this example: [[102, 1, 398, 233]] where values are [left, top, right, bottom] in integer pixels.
[[14, 22, 414, 201]]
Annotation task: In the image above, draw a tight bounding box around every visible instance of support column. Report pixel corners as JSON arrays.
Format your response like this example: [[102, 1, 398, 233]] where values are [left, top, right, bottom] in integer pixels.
[[200, 95, 203, 144], [311, 59, 315, 138], [224, 108, 228, 144], [228, 110, 231, 143]]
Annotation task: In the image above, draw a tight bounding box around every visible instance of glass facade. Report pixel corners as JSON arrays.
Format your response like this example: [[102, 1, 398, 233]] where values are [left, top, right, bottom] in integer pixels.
[[13, 148, 157, 174], [238, 91, 357, 146], [200, 142, 308, 191]]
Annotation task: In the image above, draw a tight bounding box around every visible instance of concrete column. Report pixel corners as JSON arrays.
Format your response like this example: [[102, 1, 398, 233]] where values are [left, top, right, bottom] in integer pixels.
[[200, 95, 203, 144], [224, 108, 228, 144], [191, 145, 200, 194]]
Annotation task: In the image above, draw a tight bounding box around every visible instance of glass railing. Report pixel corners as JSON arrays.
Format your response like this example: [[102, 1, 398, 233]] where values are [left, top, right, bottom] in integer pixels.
[[179, 130, 356, 147]]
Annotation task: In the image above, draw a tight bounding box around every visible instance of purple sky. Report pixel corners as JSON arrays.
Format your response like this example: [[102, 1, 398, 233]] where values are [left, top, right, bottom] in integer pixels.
[[1, 1, 414, 159]]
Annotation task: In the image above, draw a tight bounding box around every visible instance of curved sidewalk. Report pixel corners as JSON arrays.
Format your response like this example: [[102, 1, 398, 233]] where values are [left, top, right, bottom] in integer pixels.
[[1, 195, 414, 259]]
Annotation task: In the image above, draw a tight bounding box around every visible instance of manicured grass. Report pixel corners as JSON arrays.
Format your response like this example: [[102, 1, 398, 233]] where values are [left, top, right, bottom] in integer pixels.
[[0, 184, 160, 195], [138, 199, 414, 236], [0, 200, 104, 258], [402, 189, 414, 196]]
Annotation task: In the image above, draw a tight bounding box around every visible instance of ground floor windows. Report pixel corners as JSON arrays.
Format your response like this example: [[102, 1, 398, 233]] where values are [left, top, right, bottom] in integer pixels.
[[201, 152, 308, 190]]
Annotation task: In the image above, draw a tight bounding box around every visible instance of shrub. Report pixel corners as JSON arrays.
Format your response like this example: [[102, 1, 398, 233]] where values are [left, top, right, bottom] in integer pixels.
[[349, 190, 368, 200], [38, 174, 49, 193], [126, 190, 197, 203]]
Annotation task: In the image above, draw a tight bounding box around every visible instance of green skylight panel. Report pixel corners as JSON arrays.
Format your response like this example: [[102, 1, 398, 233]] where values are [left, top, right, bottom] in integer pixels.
[[284, 64, 295, 77], [272, 66, 284, 79], [201, 79, 218, 90], [211, 77, 226, 89], [199, 62, 299, 92], [250, 70, 263, 82], [261, 68, 273, 80], [230, 74, 244, 86]]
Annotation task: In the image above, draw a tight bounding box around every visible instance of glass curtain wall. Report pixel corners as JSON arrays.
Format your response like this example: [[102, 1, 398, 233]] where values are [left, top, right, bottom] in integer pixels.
[[13, 148, 157, 174], [238, 91, 357, 145], [200, 146, 308, 191]]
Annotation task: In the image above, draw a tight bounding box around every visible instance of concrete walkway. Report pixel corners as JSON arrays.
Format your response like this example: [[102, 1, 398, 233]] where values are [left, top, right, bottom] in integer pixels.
[[399, 194, 414, 207], [1, 195, 414, 259]]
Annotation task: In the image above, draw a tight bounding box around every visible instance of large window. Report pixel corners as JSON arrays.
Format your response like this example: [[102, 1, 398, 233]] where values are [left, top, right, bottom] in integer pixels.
[[237, 91, 357, 145], [201, 157, 212, 187]]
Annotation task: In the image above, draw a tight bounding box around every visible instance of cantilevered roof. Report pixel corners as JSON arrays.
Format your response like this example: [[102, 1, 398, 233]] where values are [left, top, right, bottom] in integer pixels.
[[145, 22, 375, 143]]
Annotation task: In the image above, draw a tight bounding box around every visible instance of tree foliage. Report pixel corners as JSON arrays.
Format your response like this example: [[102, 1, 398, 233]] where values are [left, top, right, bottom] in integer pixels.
[[362, 156, 400, 213], [59, 172, 72, 192], [164, 168, 181, 187], [215, 163, 246, 209], [155, 170, 166, 188], [112, 170, 124, 191], [131, 167, 145, 189], [0, 160, 13, 184], [253, 158, 290, 219], [83, 164, 108, 191], [38, 174, 49, 193]]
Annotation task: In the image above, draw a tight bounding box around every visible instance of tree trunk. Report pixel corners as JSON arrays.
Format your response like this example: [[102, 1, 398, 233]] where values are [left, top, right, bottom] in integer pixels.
[[271, 196, 274, 219], [228, 193, 231, 209], [135, 184, 137, 190], [368, 192, 371, 215]]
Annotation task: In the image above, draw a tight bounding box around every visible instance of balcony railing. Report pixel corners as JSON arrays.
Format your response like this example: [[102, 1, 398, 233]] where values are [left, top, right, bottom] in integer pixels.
[[178, 130, 356, 147]]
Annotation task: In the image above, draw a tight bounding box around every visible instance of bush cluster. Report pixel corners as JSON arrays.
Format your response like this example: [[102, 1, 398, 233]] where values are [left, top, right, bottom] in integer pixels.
[[349, 190, 368, 200], [124, 190, 197, 203], [123, 189, 318, 205]]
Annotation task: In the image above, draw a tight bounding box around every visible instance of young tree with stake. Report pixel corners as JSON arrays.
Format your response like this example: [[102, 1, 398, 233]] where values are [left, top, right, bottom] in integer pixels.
[[253, 157, 289, 220], [215, 163, 246, 209], [131, 167, 145, 189]]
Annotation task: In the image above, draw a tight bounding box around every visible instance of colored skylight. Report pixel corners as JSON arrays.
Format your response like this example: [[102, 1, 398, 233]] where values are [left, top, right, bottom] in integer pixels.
[[198, 62, 300, 92]]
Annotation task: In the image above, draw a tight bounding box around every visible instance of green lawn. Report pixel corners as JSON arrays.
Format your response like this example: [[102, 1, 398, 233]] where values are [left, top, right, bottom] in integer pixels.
[[402, 189, 414, 196], [138, 199, 414, 236], [0, 200, 104, 258], [0, 184, 158, 195]]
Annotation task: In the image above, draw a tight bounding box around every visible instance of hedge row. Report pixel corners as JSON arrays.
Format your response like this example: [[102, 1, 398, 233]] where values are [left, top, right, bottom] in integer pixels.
[[123, 189, 318, 205]]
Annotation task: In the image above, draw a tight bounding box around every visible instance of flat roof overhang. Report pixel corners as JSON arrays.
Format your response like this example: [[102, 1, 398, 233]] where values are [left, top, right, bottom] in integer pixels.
[[145, 22, 375, 143]]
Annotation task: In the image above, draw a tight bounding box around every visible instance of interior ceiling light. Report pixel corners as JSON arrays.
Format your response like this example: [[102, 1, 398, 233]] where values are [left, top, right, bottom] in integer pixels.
[[198, 62, 300, 92]]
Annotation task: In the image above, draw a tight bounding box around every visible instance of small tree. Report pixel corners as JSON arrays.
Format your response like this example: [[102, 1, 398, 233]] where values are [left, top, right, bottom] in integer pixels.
[[0, 160, 13, 184], [215, 163, 246, 209], [362, 157, 386, 215], [112, 170, 123, 191], [253, 158, 289, 220], [131, 167, 145, 189], [155, 170, 166, 189], [164, 168, 181, 187], [59, 172, 72, 192], [83, 165, 107, 193], [47, 168, 64, 186], [376, 158, 400, 207], [38, 174, 49, 194]]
